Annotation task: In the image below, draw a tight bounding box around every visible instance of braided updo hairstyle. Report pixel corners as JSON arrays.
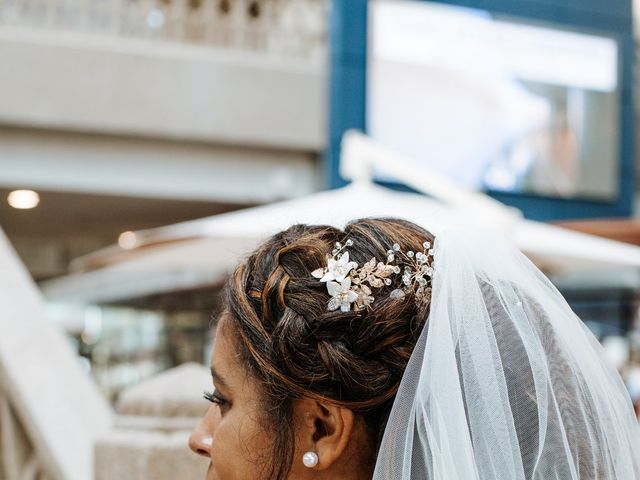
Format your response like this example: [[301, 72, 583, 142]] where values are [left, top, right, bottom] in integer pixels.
[[222, 217, 435, 479]]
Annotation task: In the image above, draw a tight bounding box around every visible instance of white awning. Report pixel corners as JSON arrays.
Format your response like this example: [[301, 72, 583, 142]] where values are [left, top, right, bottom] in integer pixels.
[[42, 131, 640, 304], [42, 180, 640, 304]]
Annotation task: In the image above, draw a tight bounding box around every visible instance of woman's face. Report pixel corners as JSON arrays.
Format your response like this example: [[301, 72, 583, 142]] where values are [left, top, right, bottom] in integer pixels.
[[189, 317, 370, 480], [189, 318, 275, 480]]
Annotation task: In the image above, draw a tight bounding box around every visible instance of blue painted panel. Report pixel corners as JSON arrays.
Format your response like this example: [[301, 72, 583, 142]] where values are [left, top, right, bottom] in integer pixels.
[[329, 64, 366, 144], [618, 100, 636, 209], [398, 0, 569, 25], [566, 9, 632, 33], [489, 1, 568, 24], [621, 35, 635, 104], [330, 0, 368, 61], [431, 0, 486, 9], [489, 193, 631, 221], [328, 59, 367, 187], [567, 0, 631, 19]]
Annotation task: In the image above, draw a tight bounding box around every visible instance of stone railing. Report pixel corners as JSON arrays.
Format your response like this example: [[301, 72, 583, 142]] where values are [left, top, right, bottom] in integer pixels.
[[0, 228, 112, 480], [0, 390, 53, 480], [0, 227, 213, 479], [0, 0, 328, 60]]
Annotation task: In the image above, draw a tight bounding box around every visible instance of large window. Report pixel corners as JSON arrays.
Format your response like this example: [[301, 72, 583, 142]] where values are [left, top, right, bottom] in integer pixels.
[[368, 0, 620, 200]]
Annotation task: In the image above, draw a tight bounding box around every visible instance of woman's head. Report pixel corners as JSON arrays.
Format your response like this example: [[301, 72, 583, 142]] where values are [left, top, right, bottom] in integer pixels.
[[191, 218, 640, 480], [189, 218, 434, 479]]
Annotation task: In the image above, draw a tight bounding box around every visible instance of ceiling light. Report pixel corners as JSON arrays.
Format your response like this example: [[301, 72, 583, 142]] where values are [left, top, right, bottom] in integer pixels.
[[7, 190, 40, 209], [118, 231, 138, 250]]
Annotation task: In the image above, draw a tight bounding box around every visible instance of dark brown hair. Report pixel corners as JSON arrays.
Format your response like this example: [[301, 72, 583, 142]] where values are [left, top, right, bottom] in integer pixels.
[[222, 217, 434, 479]]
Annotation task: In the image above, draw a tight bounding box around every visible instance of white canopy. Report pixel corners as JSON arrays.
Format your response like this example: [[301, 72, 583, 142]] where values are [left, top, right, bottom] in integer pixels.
[[42, 133, 640, 304]]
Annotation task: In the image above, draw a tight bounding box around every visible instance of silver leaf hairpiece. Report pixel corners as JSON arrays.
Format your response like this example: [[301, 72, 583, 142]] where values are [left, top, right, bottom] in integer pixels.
[[311, 239, 434, 312]]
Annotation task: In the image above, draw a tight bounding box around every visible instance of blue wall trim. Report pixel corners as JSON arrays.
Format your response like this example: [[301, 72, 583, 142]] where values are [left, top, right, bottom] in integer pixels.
[[328, 0, 635, 221]]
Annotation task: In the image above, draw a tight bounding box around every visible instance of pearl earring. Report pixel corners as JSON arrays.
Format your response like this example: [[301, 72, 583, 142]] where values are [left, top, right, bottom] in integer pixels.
[[302, 451, 319, 468]]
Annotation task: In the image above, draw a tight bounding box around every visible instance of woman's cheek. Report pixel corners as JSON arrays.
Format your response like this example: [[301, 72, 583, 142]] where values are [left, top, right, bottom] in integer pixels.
[[210, 414, 256, 480], [210, 422, 237, 480], [216, 410, 275, 480]]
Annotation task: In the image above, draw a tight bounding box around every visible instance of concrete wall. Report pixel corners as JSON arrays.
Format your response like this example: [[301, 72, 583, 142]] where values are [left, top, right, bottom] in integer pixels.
[[0, 27, 326, 151]]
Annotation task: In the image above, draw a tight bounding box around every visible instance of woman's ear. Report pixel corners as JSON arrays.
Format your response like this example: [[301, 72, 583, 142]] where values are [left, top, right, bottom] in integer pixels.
[[293, 398, 355, 470]]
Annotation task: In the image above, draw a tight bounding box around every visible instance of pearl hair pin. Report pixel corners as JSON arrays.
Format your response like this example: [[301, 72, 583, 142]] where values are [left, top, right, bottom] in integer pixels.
[[302, 451, 319, 468]]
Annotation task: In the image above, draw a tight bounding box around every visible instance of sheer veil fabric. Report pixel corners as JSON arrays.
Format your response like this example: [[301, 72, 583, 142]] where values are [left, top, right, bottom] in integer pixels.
[[373, 226, 640, 479]]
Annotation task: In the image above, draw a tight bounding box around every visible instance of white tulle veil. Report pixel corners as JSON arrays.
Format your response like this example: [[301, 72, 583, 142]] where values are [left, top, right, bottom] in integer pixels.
[[373, 226, 640, 479]]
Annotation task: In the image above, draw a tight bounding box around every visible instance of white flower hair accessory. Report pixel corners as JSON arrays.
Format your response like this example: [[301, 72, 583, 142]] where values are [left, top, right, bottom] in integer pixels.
[[311, 239, 435, 312]]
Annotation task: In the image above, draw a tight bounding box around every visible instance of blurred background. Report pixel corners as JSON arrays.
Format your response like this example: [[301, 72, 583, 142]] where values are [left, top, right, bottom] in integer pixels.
[[1, 0, 640, 479]]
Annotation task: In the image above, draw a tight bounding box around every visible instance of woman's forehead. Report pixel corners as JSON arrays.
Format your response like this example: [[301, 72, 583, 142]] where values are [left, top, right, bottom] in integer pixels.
[[211, 322, 232, 372], [211, 319, 247, 389]]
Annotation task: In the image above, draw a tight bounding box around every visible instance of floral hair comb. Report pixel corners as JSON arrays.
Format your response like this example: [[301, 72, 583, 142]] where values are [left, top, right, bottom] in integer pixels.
[[312, 239, 435, 312]]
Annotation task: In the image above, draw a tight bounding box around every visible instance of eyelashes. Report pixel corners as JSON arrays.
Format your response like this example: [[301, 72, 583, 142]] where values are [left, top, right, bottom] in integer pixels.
[[204, 390, 230, 408]]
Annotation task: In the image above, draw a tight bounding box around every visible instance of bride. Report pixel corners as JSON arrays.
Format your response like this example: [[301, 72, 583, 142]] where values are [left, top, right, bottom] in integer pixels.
[[189, 217, 640, 479]]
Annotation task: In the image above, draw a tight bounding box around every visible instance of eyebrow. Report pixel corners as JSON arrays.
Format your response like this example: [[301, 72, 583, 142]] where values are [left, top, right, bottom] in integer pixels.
[[210, 366, 230, 389]]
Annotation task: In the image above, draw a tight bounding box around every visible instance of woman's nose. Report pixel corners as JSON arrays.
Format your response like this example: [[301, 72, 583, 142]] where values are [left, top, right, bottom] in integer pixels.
[[189, 420, 213, 458]]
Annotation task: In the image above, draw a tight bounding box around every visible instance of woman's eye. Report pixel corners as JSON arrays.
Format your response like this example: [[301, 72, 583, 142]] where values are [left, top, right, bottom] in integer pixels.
[[203, 390, 231, 413]]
